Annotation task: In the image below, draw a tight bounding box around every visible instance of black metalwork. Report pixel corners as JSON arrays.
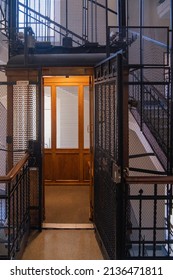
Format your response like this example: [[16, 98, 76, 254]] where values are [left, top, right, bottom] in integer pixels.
[[5, 0, 119, 57], [129, 67, 171, 171], [0, 77, 42, 259], [94, 52, 126, 259], [125, 180, 173, 259], [0, 154, 30, 260]]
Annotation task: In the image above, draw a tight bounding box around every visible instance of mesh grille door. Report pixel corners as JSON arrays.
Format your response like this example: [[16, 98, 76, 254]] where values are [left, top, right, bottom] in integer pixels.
[[94, 53, 127, 259]]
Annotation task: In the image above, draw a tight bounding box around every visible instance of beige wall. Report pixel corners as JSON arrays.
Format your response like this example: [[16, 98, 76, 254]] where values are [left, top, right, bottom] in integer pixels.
[[128, 0, 169, 27], [144, 0, 169, 26], [60, 0, 118, 45]]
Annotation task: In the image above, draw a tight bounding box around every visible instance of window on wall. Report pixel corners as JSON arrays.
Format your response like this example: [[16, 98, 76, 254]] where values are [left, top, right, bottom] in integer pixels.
[[56, 86, 79, 149]]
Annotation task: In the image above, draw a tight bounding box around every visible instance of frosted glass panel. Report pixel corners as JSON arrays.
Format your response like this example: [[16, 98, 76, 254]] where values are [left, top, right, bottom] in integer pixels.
[[44, 86, 51, 148], [84, 86, 90, 148], [56, 86, 78, 148]]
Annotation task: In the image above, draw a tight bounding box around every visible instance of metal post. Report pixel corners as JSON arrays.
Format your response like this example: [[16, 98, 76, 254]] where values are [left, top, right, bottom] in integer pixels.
[[153, 184, 157, 258], [38, 68, 43, 231], [66, 0, 68, 36], [138, 189, 143, 257], [105, 0, 109, 57], [8, 0, 17, 58], [95, 0, 98, 42], [91, 0, 94, 42], [170, 0, 173, 175], [139, 0, 144, 131], [118, 0, 126, 29], [118, 0, 127, 57]]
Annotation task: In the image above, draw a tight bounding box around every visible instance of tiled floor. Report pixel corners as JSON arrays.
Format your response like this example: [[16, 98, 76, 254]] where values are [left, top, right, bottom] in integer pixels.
[[21, 228, 104, 260], [21, 185, 103, 260]]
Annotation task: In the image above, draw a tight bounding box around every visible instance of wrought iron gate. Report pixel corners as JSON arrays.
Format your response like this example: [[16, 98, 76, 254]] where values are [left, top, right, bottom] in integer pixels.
[[94, 53, 128, 259]]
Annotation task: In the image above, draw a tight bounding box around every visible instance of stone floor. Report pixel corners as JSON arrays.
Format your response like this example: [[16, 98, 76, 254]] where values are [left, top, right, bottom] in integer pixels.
[[21, 185, 103, 260]]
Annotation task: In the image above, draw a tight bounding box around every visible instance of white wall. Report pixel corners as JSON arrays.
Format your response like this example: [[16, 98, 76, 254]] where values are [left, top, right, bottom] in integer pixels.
[[129, 112, 165, 241]]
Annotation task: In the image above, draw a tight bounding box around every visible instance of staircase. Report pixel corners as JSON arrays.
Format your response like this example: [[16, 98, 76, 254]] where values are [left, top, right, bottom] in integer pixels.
[[0, 0, 138, 58]]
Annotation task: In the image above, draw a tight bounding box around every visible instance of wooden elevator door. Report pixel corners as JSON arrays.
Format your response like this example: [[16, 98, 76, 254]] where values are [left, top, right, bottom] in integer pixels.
[[43, 76, 91, 185]]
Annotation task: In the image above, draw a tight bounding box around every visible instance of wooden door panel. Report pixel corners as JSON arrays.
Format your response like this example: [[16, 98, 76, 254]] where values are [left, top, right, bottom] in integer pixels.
[[44, 153, 54, 180], [83, 153, 90, 181], [54, 153, 79, 181]]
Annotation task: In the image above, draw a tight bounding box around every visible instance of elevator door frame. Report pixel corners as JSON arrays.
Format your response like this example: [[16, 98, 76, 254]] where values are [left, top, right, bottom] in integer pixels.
[[41, 67, 94, 223], [43, 76, 92, 185]]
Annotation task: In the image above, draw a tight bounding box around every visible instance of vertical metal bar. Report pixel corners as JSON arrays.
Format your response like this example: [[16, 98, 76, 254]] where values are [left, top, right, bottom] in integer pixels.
[[25, 0, 28, 28], [27, 164, 30, 230], [7, 183, 11, 259], [166, 184, 171, 257], [170, 0, 173, 175], [8, 0, 17, 58], [38, 69, 43, 231], [167, 79, 171, 173], [138, 189, 143, 257], [105, 0, 109, 57], [117, 54, 125, 259], [139, 0, 144, 131], [91, 0, 94, 42], [153, 184, 157, 258], [118, 0, 126, 30], [82, 0, 88, 41], [95, 0, 97, 42], [66, 0, 68, 36], [82, 0, 84, 39]]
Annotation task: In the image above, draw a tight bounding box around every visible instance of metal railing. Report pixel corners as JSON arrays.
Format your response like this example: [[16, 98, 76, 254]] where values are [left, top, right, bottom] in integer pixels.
[[129, 69, 171, 171], [125, 175, 173, 259], [0, 153, 30, 259]]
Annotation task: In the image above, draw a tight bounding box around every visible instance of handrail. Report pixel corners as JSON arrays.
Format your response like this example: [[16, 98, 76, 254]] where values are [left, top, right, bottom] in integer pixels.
[[125, 174, 173, 184], [132, 71, 168, 103], [0, 153, 30, 183]]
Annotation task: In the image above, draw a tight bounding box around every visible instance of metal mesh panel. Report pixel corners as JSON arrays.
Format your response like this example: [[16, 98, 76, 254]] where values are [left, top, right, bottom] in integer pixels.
[[128, 27, 169, 66], [94, 55, 120, 259], [13, 83, 38, 164]]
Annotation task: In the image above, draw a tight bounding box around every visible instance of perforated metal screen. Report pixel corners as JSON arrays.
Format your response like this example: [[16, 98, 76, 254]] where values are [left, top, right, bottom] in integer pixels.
[[94, 54, 124, 259], [13, 83, 39, 164]]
